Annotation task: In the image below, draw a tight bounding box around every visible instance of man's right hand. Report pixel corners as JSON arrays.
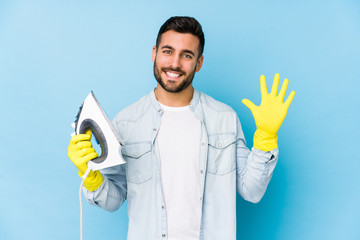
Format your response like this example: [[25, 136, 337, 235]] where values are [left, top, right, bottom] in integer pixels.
[[68, 129, 103, 191]]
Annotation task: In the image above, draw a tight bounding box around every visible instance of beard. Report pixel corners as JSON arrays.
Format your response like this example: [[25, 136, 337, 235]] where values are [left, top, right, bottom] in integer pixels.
[[153, 59, 196, 93]]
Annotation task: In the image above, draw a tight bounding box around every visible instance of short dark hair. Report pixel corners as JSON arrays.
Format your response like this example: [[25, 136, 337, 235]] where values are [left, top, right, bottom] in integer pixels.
[[156, 16, 205, 57]]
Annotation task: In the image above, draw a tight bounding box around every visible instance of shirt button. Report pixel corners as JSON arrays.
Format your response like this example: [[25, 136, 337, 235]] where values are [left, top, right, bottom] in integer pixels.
[[200, 170, 204, 174], [153, 128, 157, 131], [201, 143, 205, 146], [162, 234, 166, 237], [162, 205, 165, 209], [218, 143, 222, 147], [134, 153, 138, 157], [200, 197, 202, 201], [190, 104, 193, 108], [158, 109, 162, 112]]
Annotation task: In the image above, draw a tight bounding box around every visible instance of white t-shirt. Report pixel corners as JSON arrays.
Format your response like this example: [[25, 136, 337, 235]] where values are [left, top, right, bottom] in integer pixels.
[[156, 102, 202, 240]]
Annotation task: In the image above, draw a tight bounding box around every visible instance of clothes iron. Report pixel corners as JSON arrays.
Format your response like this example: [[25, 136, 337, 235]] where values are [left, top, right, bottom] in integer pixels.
[[72, 91, 126, 171]]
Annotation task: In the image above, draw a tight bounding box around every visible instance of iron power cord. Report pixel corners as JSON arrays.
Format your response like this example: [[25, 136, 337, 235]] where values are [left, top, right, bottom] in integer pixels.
[[79, 167, 92, 240]]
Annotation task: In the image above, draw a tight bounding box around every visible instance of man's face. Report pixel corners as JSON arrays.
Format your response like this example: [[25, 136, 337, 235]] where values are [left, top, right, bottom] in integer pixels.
[[152, 30, 204, 93]]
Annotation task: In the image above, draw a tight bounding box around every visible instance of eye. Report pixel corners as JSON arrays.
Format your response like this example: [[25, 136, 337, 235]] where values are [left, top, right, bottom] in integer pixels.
[[163, 50, 171, 54], [183, 54, 192, 59]]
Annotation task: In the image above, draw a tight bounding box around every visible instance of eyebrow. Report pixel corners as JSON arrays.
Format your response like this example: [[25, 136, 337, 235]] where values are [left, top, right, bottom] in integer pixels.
[[161, 45, 195, 56]]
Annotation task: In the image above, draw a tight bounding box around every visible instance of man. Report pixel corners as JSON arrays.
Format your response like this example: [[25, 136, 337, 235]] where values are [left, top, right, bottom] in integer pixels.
[[68, 16, 295, 240]]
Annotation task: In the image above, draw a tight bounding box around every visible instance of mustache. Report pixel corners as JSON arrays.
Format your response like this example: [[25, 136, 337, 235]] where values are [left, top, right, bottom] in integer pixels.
[[161, 67, 185, 75]]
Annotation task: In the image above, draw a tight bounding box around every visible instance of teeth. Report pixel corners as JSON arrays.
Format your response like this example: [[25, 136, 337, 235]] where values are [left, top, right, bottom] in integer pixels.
[[166, 72, 180, 77]]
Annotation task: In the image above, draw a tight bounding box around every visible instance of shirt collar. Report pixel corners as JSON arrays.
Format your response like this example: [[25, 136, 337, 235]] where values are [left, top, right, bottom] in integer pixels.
[[149, 88, 201, 112]]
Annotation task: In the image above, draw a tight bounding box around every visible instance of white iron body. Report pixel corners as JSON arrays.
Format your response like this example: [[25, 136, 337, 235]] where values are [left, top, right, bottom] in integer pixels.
[[72, 91, 126, 171]]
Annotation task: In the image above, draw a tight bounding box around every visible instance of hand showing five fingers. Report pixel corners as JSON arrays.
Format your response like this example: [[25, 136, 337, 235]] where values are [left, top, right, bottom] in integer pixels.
[[242, 73, 295, 151]]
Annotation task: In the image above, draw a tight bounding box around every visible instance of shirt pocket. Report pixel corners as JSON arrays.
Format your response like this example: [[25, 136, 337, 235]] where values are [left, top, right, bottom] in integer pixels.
[[121, 142, 153, 184], [207, 133, 236, 175]]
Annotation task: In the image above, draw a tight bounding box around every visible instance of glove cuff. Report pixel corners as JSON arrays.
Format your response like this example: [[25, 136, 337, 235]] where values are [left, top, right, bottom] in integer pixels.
[[78, 170, 104, 192], [253, 129, 278, 151]]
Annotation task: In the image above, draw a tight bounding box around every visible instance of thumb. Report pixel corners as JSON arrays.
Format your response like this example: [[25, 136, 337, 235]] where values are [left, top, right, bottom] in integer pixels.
[[242, 99, 257, 112], [85, 129, 92, 138]]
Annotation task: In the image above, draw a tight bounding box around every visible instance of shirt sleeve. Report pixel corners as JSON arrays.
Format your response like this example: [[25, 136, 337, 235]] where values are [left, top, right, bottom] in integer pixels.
[[235, 115, 279, 203], [82, 162, 127, 212]]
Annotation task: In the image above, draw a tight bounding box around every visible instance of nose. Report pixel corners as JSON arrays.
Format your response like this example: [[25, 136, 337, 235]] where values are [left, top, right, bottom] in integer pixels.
[[169, 54, 181, 69]]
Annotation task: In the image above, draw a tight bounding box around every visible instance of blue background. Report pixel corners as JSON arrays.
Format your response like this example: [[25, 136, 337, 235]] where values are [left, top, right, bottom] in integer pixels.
[[1, 0, 359, 239]]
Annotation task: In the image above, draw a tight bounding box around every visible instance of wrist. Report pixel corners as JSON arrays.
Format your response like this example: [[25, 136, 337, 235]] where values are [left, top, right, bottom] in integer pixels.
[[79, 170, 103, 192], [253, 129, 278, 151]]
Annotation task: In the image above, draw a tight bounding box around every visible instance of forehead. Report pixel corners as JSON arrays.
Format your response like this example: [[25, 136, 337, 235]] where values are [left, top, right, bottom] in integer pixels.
[[158, 30, 200, 54]]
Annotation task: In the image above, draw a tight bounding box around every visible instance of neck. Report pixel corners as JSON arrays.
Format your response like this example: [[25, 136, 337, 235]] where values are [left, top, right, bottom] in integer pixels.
[[154, 84, 194, 107]]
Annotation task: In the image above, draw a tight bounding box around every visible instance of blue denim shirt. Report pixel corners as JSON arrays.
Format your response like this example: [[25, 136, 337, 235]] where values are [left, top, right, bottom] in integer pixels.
[[83, 89, 279, 240]]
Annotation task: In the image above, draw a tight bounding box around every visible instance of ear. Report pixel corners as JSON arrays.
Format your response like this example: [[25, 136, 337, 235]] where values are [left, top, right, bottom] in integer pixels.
[[152, 46, 157, 63], [195, 55, 204, 72]]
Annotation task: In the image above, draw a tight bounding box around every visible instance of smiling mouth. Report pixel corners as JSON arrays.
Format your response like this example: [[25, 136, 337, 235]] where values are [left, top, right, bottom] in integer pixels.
[[165, 71, 181, 78], [162, 68, 185, 80]]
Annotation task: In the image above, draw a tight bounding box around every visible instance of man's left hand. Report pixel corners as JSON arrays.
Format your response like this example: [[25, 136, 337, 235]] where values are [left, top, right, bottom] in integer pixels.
[[242, 73, 295, 151]]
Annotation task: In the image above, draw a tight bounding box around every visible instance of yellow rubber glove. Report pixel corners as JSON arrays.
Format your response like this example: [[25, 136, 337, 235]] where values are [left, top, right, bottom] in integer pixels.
[[242, 73, 295, 151], [68, 129, 103, 191]]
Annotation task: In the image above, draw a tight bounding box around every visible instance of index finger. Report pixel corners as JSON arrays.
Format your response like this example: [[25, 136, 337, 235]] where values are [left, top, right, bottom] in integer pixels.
[[260, 75, 268, 96], [70, 133, 91, 145]]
